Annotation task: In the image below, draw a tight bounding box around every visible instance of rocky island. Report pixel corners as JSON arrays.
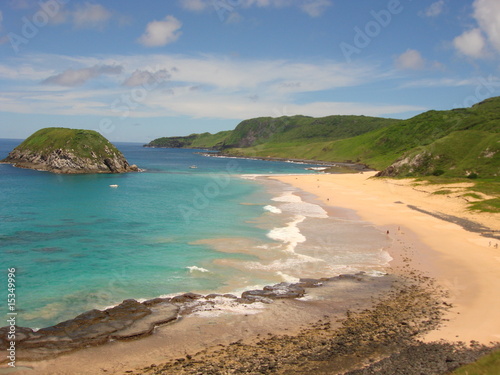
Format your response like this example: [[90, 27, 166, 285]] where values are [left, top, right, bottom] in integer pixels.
[[1, 127, 139, 174]]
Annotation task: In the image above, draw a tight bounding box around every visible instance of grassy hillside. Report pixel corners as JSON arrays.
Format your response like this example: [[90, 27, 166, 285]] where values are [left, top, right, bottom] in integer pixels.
[[145, 115, 398, 151], [451, 348, 500, 375], [145, 130, 232, 149], [145, 97, 500, 179], [10, 127, 122, 161], [228, 98, 500, 178], [221, 115, 399, 148]]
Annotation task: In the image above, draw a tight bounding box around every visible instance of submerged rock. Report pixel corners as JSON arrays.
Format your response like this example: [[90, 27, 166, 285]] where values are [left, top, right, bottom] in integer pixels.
[[1, 127, 139, 174]]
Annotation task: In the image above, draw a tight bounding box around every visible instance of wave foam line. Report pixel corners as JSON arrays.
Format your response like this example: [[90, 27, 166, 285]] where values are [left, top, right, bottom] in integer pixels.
[[267, 215, 306, 253]]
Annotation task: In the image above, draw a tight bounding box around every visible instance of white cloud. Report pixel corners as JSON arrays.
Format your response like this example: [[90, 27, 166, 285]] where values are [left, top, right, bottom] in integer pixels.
[[123, 69, 171, 87], [300, 0, 332, 17], [423, 0, 445, 17], [42, 65, 123, 86], [138, 15, 182, 47], [72, 2, 112, 30], [181, 0, 331, 17], [0, 53, 423, 121], [179, 0, 210, 11], [473, 0, 500, 53], [453, 28, 487, 58], [400, 78, 478, 88], [395, 49, 426, 70], [452, 0, 500, 58], [0, 64, 55, 81]]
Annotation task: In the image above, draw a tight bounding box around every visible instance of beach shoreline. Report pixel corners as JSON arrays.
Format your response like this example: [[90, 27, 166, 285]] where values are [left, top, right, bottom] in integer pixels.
[[269, 171, 500, 344], [4, 171, 500, 374]]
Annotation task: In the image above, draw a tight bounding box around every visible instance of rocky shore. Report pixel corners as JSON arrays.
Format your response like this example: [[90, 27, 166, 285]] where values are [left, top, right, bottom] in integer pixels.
[[197, 152, 373, 173], [2, 272, 498, 374], [0, 276, 328, 362], [129, 275, 498, 375]]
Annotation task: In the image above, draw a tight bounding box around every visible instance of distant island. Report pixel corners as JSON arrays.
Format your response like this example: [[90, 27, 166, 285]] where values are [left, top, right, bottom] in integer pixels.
[[145, 97, 500, 179], [2, 127, 139, 174]]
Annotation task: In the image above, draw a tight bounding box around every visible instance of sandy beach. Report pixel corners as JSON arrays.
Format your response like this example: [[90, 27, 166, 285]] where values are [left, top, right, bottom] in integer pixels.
[[7, 171, 500, 374], [271, 172, 500, 344]]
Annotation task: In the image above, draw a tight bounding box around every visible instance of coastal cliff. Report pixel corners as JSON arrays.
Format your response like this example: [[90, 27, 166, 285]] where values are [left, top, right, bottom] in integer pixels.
[[2, 128, 139, 174]]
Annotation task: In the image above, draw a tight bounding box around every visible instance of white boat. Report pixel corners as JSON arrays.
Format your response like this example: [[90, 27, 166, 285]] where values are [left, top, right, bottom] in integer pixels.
[[109, 184, 119, 188], [189, 165, 198, 169]]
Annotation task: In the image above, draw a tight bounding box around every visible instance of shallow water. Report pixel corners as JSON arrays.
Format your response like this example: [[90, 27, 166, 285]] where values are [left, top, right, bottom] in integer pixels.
[[0, 140, 390, 328]]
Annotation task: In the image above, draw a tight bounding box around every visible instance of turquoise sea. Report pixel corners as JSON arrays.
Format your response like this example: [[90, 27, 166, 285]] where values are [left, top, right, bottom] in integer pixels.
[[0, 140, 391, 329]]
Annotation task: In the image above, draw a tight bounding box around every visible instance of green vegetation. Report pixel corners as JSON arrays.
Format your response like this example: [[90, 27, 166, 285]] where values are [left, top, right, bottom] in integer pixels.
[[463, 192, 483, 200], [11, 127, 121, 161], [145, 130, 232, 149], [432, 189, 454, 195], [144, 115, 398, 151], [450, 348, 500, 375], [146, 96, 500, 180]]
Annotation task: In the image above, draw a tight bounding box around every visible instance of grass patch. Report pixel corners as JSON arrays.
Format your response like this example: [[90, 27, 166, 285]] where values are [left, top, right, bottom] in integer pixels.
[[468, 198, 500, 213], [450, 348, 500, 375], [469, 179, 500, 197], [463, 192, 483, 200], [433, 189, 454, 195]]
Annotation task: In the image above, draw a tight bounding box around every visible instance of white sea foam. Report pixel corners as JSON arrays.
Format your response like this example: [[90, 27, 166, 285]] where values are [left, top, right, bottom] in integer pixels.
[[188, 296, 267, 318], [276, 271, 300, 283], [187, 266, 210, 273], [272, 192, 302, 203], [267, 215, 306, 253], [244, 255, 324, 272], [264, 205, 282, 214], [272, 192, 328, 218], [280, 202, 328, 218], [364, 270, 388, 277]]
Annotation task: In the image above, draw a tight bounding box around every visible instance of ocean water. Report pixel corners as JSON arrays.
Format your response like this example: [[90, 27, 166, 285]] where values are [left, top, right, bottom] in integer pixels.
[[0, 139, 391, 328]]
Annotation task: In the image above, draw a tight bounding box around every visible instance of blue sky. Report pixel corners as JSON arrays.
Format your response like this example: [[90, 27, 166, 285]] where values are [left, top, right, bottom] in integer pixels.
[[0, 0, 499, 142]]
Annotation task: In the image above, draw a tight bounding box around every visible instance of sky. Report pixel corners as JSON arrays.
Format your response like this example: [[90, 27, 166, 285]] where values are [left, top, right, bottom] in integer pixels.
[[0, 0, 499, 142]]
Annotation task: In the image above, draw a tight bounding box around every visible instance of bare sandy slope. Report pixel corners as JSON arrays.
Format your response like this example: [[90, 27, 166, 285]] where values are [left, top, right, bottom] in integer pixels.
[[271, 172, 500, 344]]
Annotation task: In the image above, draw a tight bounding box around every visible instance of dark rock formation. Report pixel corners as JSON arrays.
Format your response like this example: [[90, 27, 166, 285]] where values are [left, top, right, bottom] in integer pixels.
[[0, 279, 331, 362], [1, 127, 139, 174], [0, 299, 179, 361], [241, 282, 306, 302]]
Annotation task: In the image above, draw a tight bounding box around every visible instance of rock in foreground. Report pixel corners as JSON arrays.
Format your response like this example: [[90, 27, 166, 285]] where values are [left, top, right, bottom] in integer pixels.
[[1, 127, 139, 174]]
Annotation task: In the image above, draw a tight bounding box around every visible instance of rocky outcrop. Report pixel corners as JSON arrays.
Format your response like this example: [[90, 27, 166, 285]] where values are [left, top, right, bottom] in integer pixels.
[[1, 128, 139, 174], [0, 279, 327, 362], [376, 151, 432, 177], [241, 282, 306, 302], [3, 147, 139, 174], [0, 299, 179, 361]]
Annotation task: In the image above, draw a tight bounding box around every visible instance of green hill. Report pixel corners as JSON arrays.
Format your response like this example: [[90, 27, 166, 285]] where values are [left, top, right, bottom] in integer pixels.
[[2, 127, 139, 174], [145, 115, 398, 152], [146, 130, 232, 149], [145, 97, 500, 179]]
